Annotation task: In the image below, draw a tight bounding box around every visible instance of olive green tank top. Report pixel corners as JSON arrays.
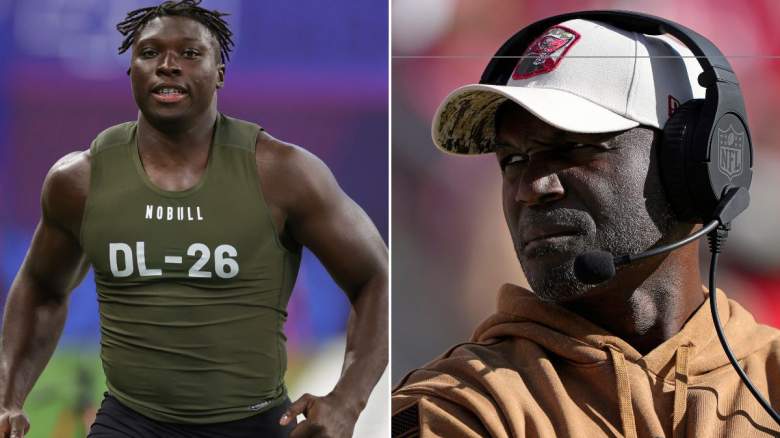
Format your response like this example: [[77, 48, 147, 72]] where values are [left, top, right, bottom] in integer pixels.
[[80, 114, 301, 424]]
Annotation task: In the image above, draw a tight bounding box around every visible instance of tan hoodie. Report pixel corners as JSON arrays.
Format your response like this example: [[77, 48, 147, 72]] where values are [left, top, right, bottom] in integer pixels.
[[392, 284, 780, 437]]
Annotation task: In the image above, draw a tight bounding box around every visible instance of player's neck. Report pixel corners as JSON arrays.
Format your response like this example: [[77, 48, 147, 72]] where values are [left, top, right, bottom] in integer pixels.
[[562, 244, 704, 355], [137, 106, 218, 163]]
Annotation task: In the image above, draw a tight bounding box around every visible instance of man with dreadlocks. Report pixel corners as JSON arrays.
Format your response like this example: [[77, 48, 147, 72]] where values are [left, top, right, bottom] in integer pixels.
[[0, 1, 387, 437]]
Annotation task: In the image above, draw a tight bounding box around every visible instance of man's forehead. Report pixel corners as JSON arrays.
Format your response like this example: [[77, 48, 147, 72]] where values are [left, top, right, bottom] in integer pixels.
[[134, 15, 214, 45]]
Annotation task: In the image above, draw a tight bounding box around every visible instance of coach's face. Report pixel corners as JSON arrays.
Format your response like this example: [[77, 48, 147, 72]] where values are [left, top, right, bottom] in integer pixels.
[[129, 16, 225, 125], [495, 102, 681, 303]]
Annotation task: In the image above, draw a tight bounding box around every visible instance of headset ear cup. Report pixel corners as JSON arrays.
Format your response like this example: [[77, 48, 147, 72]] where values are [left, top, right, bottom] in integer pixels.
[[660, 99, 704, 223]]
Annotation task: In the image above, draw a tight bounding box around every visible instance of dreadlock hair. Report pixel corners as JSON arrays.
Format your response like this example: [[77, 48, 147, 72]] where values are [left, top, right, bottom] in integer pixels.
[[116, 0, 234, 65]]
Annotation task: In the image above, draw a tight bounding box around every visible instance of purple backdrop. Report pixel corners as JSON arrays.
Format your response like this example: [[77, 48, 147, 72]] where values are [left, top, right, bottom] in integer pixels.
[[0, 0, 388, 352]]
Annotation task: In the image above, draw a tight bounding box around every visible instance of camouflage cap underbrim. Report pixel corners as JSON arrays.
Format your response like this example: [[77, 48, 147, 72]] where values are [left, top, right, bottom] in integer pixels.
[[432, 84, 641, 156], [432, 90, 507, 155]]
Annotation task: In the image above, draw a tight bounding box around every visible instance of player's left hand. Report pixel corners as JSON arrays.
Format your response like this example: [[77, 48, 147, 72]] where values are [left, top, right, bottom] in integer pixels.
[[280, 392, 361, 438]]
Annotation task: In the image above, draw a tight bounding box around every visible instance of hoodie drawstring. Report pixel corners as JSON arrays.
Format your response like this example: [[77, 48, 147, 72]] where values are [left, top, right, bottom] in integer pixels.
[[673, 345, 691, 438], [608, 345, 691, 438], [609, 347, 638, 438]]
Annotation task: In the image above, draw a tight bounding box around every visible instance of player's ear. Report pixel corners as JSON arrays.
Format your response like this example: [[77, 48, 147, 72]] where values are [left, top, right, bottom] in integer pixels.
[[216, 64, 225, 89]]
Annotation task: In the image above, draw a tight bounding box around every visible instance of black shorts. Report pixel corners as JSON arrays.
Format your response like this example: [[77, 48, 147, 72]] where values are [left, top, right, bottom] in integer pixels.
[[87, 393, 296, 438]]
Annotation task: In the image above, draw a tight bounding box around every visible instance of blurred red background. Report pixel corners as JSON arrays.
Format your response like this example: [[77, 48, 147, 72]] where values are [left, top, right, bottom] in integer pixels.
[[392, 0, 780, 383]]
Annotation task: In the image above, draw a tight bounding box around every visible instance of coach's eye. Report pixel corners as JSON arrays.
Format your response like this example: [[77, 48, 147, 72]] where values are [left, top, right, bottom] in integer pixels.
[[562, 142, 615, 161], [500, 153, 529, 179]]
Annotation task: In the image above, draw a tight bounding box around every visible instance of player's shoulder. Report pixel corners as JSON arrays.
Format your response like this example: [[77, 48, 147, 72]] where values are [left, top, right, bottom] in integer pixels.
[[45, 119, 132, 197], [255, 130, 337, 198], [252, 127, 342, 216], [41, 149, 91, 235], [89, 121, 136, 154], [44, 150, 91, 194], [255, 129, 326, 171]]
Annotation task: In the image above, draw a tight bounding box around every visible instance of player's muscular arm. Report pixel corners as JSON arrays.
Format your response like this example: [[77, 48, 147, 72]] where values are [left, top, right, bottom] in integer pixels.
[[0, 151, 91, 437], [256, 132, 387, 438]]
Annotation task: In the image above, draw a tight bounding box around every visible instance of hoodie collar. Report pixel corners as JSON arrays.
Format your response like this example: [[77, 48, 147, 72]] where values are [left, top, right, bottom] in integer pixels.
[[473, 283, 766, 380]]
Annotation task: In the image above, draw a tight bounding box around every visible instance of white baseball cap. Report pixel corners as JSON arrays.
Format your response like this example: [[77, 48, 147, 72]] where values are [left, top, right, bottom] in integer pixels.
[[432, 18, 706, 155]]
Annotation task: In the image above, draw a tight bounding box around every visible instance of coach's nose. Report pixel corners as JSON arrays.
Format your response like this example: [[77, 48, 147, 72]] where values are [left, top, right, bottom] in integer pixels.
[[512, 164, 565, 206]]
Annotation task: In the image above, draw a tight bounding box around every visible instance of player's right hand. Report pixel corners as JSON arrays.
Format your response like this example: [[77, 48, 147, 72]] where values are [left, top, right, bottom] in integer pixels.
[[0, 407, 30, 438]]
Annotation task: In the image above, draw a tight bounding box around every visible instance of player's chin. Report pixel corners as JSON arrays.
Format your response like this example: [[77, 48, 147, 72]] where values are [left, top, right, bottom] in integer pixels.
[[142, 105, 193, 124]]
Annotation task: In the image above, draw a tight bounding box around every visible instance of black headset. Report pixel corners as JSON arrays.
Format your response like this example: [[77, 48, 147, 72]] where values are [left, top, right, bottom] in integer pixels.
[[480, 10, 752, 225]]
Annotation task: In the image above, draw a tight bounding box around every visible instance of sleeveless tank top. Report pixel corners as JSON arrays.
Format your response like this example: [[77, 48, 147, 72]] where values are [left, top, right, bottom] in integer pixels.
[[80, 114, 301, 424]]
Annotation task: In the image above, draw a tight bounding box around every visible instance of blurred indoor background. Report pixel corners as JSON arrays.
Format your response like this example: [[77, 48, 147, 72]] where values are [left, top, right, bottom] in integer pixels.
[[0, 0, 388, 436], [392, 0, 780, 384]]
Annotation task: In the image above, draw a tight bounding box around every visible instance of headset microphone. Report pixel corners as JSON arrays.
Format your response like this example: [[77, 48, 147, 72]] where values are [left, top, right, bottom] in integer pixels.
[[573, 251, 615, 285], [573, 221, 718, 285], [574, 186, 749, 286]]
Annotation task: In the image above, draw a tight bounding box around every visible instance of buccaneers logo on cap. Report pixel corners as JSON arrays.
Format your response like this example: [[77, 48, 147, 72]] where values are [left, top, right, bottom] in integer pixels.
[[512, 26, 580, 80]]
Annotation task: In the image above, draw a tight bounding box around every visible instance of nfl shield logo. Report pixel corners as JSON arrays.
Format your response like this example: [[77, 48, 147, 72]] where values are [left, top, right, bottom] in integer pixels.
[[717, 124, 745, 181]]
